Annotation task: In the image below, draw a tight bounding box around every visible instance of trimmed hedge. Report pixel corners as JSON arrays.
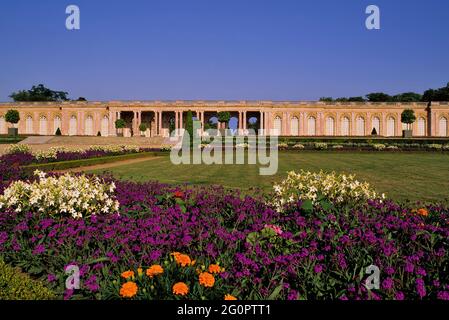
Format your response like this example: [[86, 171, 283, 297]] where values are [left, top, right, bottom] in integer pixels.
[[0, 260, 55, 300], [24, 151, 163, 172], [0, 136, 26, 144]]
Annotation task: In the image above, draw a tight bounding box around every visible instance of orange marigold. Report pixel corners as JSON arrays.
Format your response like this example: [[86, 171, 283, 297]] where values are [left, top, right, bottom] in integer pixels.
[[173, 282, 189, 296], [417, 208, 429, 217], [199, 272, 215, 288], [121, 270, 135, 279], [146, 264, 164, 278], [120, 281, 138, 298], [224, 294, 237, 300], [172, 252, 192, 267], [208, 264, 222, 274]]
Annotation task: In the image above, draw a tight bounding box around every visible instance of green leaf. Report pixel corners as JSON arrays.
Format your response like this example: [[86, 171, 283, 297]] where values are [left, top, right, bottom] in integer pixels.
[[268, 283, 283, 300]]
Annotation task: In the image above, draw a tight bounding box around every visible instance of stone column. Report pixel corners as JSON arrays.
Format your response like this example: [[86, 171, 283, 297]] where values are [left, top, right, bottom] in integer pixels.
[[158, 111, 163, 136], [260, 111, 264, 135], [243, 111, 247, 130], [175, 111, 179, 133], [180, 111, 183, 129]]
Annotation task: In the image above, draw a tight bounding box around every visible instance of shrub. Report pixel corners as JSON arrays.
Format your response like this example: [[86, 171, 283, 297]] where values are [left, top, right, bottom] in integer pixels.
[[0, 260, 55, 300], [0, 170, 119, 219], [4, 144, 32, 155], [272, 170, 383, 210], [292, 143, 305, 150], [139, 123, 147, 132], [427, 144, 443, 150], [277, 143, 289, 150], [332, 145, 344, 149], [115, 119, 126, 129], [372, 144, 386, 151], [314, 142, 328, 150], [387, 145, 399, 150]]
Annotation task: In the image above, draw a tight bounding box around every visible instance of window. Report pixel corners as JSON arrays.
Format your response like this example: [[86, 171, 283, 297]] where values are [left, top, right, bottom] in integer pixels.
[[439, 117, 448, 137], [273, 116, 282, 135], [372, 117, 380, 135], [307, 117, 316, 136], [54, 116, 62, 134], [387, 117, 396, 137], [417, 117, 426, 136], [325, 117, 335, 136], [85, 116, 94, 136], [356, 117, 365, 136], [69, 116, 77, 136], [26, 116, 33, 134], [290, 117, 299, 136], [341, 117, 350, 136], [39, 116, 47, 135], [101, 116, 109, 137]]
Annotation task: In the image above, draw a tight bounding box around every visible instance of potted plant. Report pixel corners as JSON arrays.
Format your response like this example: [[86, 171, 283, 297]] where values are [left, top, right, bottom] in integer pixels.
[[139, 123, 147, 137], [5, 110, 20, 136], [217, 111, 231, 136], [115, 118, 126, 137], [401, 109, 416, 138]]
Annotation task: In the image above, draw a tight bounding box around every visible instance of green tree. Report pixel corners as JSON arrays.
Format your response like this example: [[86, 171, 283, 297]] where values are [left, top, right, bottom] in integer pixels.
[[217, 111, 231, 129], [9, 84, 69, 102], [319, 97, 333, 102], [5, 110, 20, 125], [401, 109, 416, 130], [115, 119, 126, 129], [366, 92, 392, 102], [393, 92, 422, 102], [139, 123, 148, 132]]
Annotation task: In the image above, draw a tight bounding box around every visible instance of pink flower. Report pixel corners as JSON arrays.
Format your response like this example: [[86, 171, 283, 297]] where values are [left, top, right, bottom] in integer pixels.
[[264, 224, 283, 235]]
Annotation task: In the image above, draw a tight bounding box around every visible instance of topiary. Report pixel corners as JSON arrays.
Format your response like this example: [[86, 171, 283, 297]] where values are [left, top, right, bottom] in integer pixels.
[[55, 127, 62, 136]]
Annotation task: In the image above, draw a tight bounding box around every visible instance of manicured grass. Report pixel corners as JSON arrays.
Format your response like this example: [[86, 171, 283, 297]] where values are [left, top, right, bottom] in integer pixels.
[[88, 151, 449, 203]]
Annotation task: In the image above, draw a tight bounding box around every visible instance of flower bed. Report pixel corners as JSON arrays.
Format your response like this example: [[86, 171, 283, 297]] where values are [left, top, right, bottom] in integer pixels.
[[0, 174, 448, 300]]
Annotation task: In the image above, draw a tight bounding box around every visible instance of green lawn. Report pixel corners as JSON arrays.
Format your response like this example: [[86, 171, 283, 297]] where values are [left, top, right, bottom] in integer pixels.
[[89, 151, 449, 203]]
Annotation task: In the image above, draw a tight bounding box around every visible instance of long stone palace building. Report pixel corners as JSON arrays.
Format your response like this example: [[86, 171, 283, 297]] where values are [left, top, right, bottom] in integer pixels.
[[0, 100, 448, 137]]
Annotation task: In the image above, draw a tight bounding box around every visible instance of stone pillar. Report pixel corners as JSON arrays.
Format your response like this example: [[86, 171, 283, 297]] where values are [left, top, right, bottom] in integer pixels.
[[260, 111, 264, 135], [299, 112, 305, 136], [158, 111, 163, 135], [175, 111, 179, 132], [243, 111, 247, 130], [350, 112, 356, 136], [180, 111, 183, 129]]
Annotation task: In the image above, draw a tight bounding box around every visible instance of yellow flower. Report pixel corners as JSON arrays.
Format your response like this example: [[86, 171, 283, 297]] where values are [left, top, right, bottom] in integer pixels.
[[120, 281, 138, 298], [208, 264, 222, 274], [146, 265, 164, 278], [121, 270, 135, 279], [137, 268, 143, 276], [199, 272, 215, 288], [224, 294, 237, 300], [173, 282, 189, 296]]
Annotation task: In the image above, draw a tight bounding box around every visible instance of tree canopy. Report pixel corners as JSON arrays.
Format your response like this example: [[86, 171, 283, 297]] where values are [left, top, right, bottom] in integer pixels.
[[10, 84, 69, 102]]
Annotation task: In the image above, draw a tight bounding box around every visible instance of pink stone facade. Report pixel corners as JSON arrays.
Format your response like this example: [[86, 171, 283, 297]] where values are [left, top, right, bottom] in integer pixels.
[[1, 101, 449, 137]]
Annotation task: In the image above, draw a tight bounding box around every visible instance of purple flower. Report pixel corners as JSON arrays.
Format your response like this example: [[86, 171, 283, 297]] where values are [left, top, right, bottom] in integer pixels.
[[395, 291, 405, 300], [416, 278, 426, 298], [314, 264, 324, 274], [382, 278, 394, 290], [32, 244, 46, 255], [437, 291, 449, 300], [47, 274, 57, 282]]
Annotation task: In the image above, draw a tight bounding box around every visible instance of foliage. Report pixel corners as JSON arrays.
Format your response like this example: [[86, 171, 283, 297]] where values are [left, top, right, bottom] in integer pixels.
[[9, 84, 68, 102], [0, 260, 55, 300], [0, 171, 119, 219], [422, 83, 449, 102], [115, 119, 126, 129], [183, 110, 194, 148], [314, 142, 328, 150], [5, 110, 20, 124], [139, 123, 147, 132], [217, 112, 231, 126], [401, 109, 417, 126]]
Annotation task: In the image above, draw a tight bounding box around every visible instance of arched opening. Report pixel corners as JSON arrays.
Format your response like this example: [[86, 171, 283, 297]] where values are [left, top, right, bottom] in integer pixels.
[[69, 116, 77, 136], [101, 116, 109, 136], [356, 117, 365, 136], [372, 117, 380, 135], [417, 117, 426, 136], [307, 117, 316, 136], [273, 116, 282, 135], [325, 117, 335, 136], [26, 116, 33, 134], [290, 117, 299, 136], [341, 117, 350, 136], [39, 116, 48, 135], [85, 116, 94, 136], [54, 116, 62, 134], [387, 117, 396, 137], [439, 117, 448, 137]]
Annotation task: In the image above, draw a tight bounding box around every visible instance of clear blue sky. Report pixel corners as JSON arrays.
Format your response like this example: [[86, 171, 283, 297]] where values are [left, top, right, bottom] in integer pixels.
[[1, 0, 448, 102]]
